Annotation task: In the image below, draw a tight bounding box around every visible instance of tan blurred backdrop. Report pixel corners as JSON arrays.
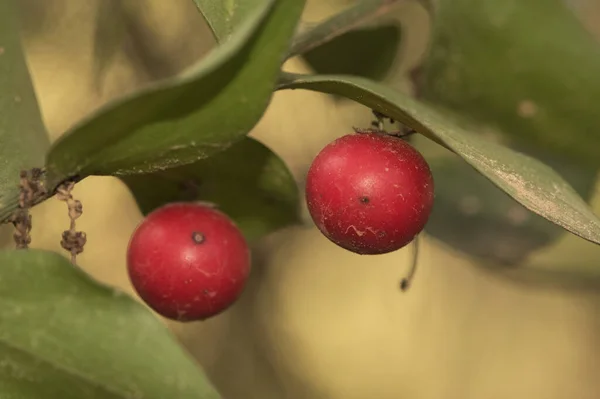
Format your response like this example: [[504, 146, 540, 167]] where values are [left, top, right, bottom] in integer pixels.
[[5, 0, 600, 398]]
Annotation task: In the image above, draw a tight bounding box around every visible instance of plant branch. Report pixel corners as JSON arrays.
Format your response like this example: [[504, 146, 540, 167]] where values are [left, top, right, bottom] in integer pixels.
[[0, 172, 82, 225]]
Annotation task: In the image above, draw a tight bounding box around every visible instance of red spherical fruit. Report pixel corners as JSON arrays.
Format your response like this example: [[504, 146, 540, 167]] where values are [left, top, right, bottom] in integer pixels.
[[126, 202, 251, 322], [305, 133, 434, 255]]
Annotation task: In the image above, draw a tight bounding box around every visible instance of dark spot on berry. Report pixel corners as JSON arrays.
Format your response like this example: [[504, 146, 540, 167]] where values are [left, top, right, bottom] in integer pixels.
[[359, 196, 370, 204], [191, 232, 205, 244]]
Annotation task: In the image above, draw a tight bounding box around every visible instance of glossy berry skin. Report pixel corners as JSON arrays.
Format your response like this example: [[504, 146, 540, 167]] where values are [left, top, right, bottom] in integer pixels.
[[306, 133, 434, 255], [127, 202, 251, 322]]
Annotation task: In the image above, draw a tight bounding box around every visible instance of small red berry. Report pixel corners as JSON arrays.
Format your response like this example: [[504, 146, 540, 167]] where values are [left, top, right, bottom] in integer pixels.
[[126, 202, 251, 321], [305, 133, 434, 255]]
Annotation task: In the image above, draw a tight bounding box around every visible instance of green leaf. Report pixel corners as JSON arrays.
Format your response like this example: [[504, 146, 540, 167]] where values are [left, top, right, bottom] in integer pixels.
[[193, 0, 269, 43], [44, 0, 304, 187], [0, 0, 49, 202], [417, 0, 600, 167], [122, 137, 300, 242], [0, 249, 220, 399], [302, 25, 401, 81], [425, 150, 598, 264], [277, 73, 600, 246]]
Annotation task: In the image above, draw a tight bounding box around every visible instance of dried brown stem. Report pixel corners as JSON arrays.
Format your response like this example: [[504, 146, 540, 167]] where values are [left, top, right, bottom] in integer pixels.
[[56, 181, 86, 264], [11, 168, 46, 249]]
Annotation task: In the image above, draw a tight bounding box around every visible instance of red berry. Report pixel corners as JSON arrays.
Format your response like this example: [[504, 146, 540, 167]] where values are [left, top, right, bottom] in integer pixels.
[[126, 202, 251, 321], [305, 133, 434, 255]]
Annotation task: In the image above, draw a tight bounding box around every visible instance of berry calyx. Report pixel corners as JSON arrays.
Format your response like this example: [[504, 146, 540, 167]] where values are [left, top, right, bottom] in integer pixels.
[[305, 132, 434, 255], [126, 202, 251, 322]]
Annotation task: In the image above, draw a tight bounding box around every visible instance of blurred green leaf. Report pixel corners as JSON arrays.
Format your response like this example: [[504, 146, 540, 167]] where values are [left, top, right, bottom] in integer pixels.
[[277, 73, 600, 246], [288, 0, 404, 58], [193, 0, 269, 42], [0, 224, 11, 249], [417, 0, 600, 167], [92, 0, 127, 88], [0, 0, 49, 208], [425, 150, 598, 264], [122, 137, 300, 242], [43, 0, 304, 187], [93, 0, 181, 84], [0, 249, 221, 399], [302, 25, 401, 81]]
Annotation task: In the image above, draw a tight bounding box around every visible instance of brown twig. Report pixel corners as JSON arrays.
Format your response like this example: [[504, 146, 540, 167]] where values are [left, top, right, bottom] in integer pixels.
[[56, 181, 86, 264]]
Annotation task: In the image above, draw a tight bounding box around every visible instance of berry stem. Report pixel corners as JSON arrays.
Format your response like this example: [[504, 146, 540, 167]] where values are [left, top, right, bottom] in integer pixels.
[[400, 236, 420, 291]]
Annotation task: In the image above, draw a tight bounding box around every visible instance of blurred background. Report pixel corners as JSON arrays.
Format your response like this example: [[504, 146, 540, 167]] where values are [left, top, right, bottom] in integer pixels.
[[4, 0, 600, 397]]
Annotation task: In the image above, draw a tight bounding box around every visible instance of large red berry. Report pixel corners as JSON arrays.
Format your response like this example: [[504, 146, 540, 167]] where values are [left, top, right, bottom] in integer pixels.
[[305, 133, 434, 255], [126, 202, 251, 322]]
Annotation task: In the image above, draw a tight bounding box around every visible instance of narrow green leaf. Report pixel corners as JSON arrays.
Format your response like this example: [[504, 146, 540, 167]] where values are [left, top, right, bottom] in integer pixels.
[[417, 0, 600, 167], [122, 137, 300, 242], [277, 73, 600, 246], [302, 25, 401, 81], [44, 0, 304, 187], [0, 249, 220, 399], [425, 151, 597, 264], [193, 0, 270, 43], [0, 0, 49, 203]]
